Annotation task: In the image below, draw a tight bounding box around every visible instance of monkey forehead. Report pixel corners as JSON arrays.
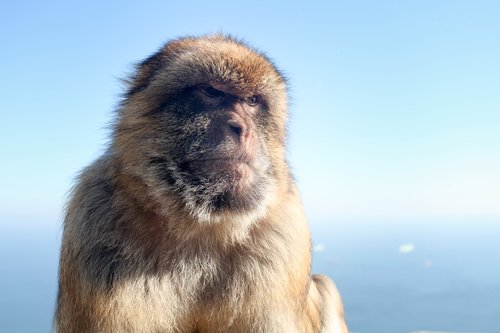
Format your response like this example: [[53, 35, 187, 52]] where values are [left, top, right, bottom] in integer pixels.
[[156, 36, 287, 97]]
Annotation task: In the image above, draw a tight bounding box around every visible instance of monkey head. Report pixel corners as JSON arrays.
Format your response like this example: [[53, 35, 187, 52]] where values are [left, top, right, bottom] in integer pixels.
[[113, 35, 289, 224]]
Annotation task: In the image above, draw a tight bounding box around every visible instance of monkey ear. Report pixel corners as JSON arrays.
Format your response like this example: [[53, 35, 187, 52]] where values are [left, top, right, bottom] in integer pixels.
[[124, 50, 166, 97], [124, 39, 191, 97]]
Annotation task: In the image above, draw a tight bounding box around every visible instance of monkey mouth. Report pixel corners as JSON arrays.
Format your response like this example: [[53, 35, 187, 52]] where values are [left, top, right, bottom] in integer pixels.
[[173, 157, 263, 213], [176, 156, 261, 197], [149, 155, 270, 215], [181, 158, 255, 181]]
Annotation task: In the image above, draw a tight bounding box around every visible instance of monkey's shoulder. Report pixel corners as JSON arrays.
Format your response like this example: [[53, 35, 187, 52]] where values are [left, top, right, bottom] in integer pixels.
[[65, 155, 120, 225]]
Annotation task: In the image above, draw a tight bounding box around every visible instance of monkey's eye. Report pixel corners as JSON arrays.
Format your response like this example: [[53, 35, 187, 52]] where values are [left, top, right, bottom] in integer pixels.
[[246, 95, 260, 107], [202, 86, 225, 98]]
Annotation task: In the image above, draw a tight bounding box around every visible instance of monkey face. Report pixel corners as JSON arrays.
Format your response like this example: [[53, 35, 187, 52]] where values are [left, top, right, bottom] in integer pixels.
[[115, 36, 288, 222], [147, 83, 273, 218]]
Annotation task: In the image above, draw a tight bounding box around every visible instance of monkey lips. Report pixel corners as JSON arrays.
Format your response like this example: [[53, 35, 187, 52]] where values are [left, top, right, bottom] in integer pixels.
[[198, 157, 253, 183], [180, 155, 257, 191]]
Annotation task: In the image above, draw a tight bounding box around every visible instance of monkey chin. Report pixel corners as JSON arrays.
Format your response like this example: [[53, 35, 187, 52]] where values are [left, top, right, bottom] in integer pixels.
[[233, 162, 255, 193]]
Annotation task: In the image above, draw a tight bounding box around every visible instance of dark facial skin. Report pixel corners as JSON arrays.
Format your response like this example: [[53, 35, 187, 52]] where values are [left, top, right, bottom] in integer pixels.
[[144, 83, 272, 214]]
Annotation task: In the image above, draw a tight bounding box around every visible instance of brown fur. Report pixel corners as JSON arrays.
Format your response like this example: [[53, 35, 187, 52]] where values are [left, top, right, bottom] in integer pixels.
[[55, 34, 348, 333]]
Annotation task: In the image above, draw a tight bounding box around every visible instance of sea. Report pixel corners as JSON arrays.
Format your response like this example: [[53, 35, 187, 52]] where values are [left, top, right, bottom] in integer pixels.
[[1, 218, 499, 333]]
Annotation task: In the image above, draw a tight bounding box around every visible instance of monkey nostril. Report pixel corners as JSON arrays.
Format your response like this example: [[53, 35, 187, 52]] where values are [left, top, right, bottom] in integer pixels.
[[227, 118, 246, 140], [229, 124, 243, 138]]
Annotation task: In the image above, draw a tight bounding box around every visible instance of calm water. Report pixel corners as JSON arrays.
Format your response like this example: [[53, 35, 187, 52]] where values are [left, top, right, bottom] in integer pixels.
[[1, 218, 499, 333]]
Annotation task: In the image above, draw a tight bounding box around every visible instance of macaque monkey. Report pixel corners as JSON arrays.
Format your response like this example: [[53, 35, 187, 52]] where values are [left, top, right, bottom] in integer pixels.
[[55, 34, 348, 333]]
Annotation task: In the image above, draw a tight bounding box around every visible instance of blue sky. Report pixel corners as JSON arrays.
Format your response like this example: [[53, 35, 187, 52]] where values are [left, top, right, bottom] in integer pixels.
[[1, 1, 499, 226]]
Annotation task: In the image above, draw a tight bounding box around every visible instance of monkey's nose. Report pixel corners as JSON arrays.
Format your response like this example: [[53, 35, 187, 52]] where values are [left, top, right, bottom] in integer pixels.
[[226, 118, 247, 142]]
